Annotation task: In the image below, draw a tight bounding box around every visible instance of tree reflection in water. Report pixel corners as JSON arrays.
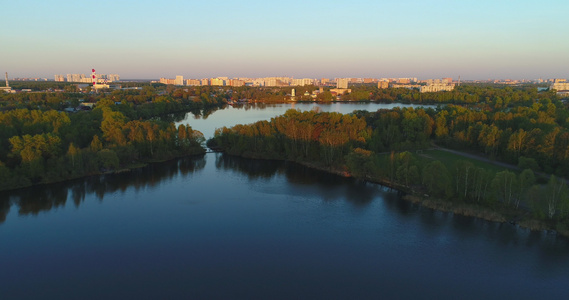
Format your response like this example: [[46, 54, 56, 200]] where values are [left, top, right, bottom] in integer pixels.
[[215, 153, 382, 207], [0, 155, 206, 224]]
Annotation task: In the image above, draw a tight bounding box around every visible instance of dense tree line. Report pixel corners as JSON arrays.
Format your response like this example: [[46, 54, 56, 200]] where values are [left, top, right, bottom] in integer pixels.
[[209, 109, 369, 167], [429, 102, 569, 175], [356, 84, 553, 105], [0, 87, 219, 191], [225, 83, 557, 106]]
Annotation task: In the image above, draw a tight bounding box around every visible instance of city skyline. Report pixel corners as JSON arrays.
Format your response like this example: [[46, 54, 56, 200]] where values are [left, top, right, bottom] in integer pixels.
[[3, 0, 568, 80]]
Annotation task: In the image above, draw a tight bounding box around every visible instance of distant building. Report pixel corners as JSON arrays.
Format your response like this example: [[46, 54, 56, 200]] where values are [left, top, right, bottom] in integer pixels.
[[337, 78, 349, 89], [211, 78, 226, 86], [186, 79, 201, 86], [291, 79, 303, 86], [229, 79, 244, 87], [377, 81, 389, 89], [551, 81, 569, 94], [392, 84, 421, 90], [67, 74, 86, 83], [107, 74, 120, 82], [175, 75, 184, 86], [291, 78, 314, 86], [160, 78, 176, 85], [92, 84, 110, 90], [420, 82, 455, 93], [266, 78, 278, 87], [330, 88, 351, 95], [252, 78, 264, 86], [65, 73, 119, 83], [265, 77, 291, 87]]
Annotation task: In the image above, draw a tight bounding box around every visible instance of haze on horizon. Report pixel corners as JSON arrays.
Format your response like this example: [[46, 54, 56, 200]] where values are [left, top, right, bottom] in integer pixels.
[[3, 0, 568, 80]]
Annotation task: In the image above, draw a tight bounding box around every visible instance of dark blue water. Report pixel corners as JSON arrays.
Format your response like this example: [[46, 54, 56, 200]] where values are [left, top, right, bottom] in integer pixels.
[[1, 154, 568, 299]]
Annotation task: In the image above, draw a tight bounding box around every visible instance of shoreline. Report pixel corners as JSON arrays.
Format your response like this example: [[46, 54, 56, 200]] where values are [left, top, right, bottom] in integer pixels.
[[0, 151, 206, 193], [4, 147, 567, 238], [274, 156, 569, 239]]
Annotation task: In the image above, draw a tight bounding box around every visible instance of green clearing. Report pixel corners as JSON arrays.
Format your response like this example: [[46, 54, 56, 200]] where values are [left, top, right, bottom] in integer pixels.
[[375, 149, 518, 175], [418, 149, 517, 174]]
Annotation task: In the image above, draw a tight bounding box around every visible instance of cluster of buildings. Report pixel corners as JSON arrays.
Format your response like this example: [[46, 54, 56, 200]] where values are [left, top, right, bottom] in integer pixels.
[[419, 78, 455, 93], [156, 75, 460, 93], [54, 73, 120, 83], [156, 76, 431, 88], [9, 77, 51, 82], [157, 76, 326, 87], [375, 77, 455, 93], [550, 79, 569, 96], [476, 78, 552, 84], [3, 70, 568, 97]]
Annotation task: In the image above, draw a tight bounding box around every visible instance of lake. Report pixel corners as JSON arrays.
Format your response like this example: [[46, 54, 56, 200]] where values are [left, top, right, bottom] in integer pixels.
[[1, 103, 568, 299], [176, 102, 437, 139]]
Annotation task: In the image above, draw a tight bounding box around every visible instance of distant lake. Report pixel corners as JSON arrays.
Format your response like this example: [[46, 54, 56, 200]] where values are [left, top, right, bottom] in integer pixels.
[[177, 102, 438, 139], [1, 103, 568, 299]]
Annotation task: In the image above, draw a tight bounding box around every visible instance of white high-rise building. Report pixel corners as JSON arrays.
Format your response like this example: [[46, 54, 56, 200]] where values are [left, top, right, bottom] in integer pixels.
[[337, 78, 349, 89], [108, 74, 120, 82], [175, 75, 184, 86], [211, 78, 225, 86], [291, 79, 303, 86]]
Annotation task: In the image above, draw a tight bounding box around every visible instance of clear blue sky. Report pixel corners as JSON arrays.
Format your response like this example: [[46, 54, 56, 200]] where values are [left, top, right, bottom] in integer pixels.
[[3, 0, 568, 80]]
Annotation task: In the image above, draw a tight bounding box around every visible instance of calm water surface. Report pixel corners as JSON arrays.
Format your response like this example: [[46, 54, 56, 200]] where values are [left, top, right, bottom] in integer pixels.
[[1, 154, 568, 299], [177, 102, 436, 139], [1, 104, 568, 299]]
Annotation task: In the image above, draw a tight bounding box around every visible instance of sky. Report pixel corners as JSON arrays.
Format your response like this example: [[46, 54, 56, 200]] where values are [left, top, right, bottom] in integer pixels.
[[2, 0, 568, 80]]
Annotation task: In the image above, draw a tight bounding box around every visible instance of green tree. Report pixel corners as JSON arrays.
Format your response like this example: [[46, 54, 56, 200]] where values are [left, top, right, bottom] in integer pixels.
[[453, 160, 474, 201], [515, 169, 535, 209], [491, 170, 517, 206], [517, 156, 540, 172], [395, 151, 418, 188], [67, 143, 79, 168], [90, 135, 103, 152], [422, 160, 452, 198], [97, 149, 119, 170], [545, 175, 568, 219]]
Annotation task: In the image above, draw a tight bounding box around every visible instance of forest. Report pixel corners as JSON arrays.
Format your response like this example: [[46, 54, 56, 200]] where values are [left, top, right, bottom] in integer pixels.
[[0, 84, 229, 191], [208, 85, 569, 233]]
